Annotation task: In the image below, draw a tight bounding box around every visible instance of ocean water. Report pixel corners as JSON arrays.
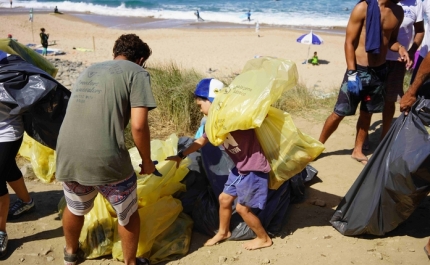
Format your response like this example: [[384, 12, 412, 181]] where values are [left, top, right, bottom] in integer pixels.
[[12, 0, 358, 28]]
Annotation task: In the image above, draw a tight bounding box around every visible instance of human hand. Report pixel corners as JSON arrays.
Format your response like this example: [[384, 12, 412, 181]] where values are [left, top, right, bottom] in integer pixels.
[[138, 159, 156, 175], [165, 155, 181, 168], [347, 70, 362, 96], [399, 92, 416, 115], [398, 46, 412, 69]]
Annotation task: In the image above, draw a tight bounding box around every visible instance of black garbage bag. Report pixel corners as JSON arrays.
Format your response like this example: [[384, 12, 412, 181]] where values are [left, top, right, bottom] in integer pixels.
[[191, 187, 220, 236], [0, 54, 70, 149], [330, 96, 430, 236]]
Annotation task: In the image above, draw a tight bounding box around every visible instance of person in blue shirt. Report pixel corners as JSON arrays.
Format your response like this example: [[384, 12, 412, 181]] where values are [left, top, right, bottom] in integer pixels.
[[247, 10, 251, 21]]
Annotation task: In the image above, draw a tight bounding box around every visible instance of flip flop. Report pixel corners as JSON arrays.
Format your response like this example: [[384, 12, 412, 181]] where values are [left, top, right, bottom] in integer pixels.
[[351, 156, 368, 165], [424, 246, 430, 260]]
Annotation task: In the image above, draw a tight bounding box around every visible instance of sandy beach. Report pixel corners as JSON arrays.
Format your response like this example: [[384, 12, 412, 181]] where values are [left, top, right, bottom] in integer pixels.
[[1, 10, 430, 265], [1, 11, 345, 92]]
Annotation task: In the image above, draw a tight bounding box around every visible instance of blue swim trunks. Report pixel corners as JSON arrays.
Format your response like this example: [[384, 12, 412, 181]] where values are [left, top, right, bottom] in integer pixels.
[[223, 167, 268, 210], [334, 64, 388, 116]]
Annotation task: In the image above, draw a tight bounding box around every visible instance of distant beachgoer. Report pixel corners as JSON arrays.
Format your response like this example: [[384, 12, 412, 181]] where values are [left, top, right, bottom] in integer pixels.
[[39, 28, 49, 56], [312, 51, 319, 65], [247, 10, 251, 21], [195, 9, 204, 21], [10, 0, 12, 8], [7, 34, 17, 42], [255, 20, 260, 37], [54, 6, 59, 13]]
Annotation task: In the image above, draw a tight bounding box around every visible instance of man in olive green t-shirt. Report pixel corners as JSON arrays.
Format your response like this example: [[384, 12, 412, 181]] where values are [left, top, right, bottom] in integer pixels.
[[56, 34, 156, 265]]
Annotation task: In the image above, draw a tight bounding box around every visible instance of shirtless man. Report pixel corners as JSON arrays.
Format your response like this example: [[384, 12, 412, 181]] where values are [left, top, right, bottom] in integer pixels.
[[319, 0, 411, 164]]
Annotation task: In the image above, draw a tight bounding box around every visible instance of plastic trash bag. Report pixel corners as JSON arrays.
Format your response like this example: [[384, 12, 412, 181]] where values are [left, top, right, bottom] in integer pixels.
[[112, 196, 183, 261], [0, 38, 58, 77], [255, 107, 324, 190], [0, 54, 70, 149], [79, 195, 117, 259], [150, 212, 193, 264], [18, 133, 56, 183], [64, 134, 192, 261], [205, 57, 298, 146], [330, 96, 430, 236]]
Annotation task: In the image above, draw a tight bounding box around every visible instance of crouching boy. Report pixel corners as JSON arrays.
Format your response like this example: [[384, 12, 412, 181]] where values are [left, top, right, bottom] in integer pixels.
[[166, 78, 272, 250]]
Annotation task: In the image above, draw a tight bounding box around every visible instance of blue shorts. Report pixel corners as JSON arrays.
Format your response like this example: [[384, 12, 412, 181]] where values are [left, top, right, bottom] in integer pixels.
[[223, 167, 268, 210]]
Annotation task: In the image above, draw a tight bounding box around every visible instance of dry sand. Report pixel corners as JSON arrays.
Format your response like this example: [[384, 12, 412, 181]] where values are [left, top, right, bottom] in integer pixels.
[[1, 12, 430, 265]]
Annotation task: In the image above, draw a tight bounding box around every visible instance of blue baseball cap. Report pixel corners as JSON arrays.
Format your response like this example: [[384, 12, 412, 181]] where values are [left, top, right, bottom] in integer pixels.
[[194, 78, 224, 102]]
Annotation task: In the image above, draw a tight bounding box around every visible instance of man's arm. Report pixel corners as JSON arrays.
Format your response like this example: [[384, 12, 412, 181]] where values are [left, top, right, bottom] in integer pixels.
[[400, 52, 430, 114], [408, 21, 424, 60], [131, 106, 155, 175], [344, 3, 365, 71]]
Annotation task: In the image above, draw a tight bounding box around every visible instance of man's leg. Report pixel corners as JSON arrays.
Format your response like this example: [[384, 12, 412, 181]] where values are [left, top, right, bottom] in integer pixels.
[[236, 203, 272, 250], [62, 206, 84, 255], [204, 192, 235, 246], [381, 100, 395, 139], [99, 174, 139, 264], [351, 110, 372, 164], [62, 181, 98, 259], [117, 210, 140, 265], [319, 112, 345, 144]]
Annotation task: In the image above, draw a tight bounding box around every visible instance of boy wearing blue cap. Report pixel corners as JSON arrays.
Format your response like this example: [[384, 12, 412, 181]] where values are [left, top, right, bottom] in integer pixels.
[[166, 78, 272, 250]]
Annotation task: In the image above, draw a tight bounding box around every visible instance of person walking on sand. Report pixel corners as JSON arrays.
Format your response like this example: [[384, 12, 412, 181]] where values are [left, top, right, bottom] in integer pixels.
[[318, 0, 411, 165], [56, 34, 157, 265], [247, 10, 251, 21], [380, 0, 424, 139], [166, 78, 272, 251], [39, 28, 49, 56], [10, 0, 12, 8], [0, 51, 36, 258]]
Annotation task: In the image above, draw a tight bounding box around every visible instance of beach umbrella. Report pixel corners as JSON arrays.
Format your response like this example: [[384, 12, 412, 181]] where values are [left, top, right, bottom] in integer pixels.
[[296, 30, 324, 64]]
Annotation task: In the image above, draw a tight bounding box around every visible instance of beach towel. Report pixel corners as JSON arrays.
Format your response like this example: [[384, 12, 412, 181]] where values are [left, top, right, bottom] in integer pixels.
[[359, 0, 382, 54]]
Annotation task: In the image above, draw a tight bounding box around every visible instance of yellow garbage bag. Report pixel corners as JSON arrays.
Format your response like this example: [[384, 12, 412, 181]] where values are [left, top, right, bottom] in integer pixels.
[[206, 57, 298, 146], [150, 212, 193, 264], [112, 196, 183, 261], [18, 133, 56, 183], [79, 195, 117, 259], [255, 107, 325, 190]]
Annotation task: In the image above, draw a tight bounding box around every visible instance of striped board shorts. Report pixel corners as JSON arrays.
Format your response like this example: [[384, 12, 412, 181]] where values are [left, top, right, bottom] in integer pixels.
[[62, 173, 138, 226]]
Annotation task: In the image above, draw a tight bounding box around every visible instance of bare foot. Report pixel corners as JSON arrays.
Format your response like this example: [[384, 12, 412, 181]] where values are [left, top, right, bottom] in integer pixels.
[[351, 155, 368, 165], [204, 232, 231, 246], [242, 237, 273, 250]]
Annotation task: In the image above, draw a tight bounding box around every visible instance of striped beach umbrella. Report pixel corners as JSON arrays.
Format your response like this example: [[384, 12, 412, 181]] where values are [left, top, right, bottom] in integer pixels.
[[296, 30, 324, 64]]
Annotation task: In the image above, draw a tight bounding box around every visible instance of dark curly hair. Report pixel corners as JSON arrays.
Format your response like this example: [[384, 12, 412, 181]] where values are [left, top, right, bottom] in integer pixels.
[[113, 34, 152, 64]]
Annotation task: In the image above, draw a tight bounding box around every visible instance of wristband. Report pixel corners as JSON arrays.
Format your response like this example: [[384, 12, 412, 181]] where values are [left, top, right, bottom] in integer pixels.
[[398, 44, 404, 50], [177, 150, 186, 159]]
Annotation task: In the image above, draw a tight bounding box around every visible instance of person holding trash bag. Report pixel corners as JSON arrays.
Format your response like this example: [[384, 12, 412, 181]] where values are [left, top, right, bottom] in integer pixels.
[[56, 34, 157, 265], [166, 78, 273, 250], [401, 51, 430, 260], [318, 0, 411, 165], [0, 51, 36, 259]]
